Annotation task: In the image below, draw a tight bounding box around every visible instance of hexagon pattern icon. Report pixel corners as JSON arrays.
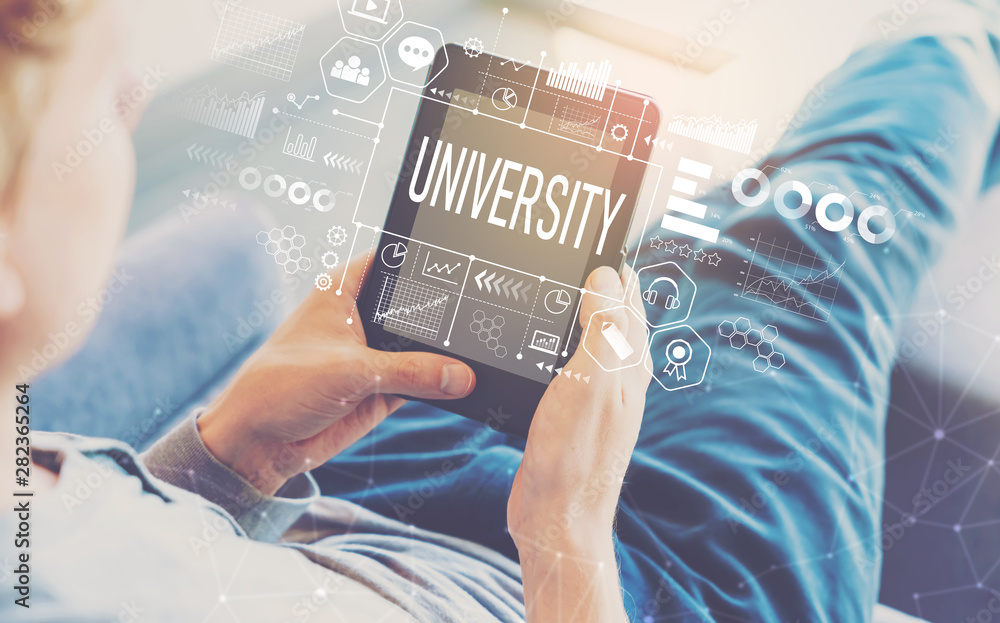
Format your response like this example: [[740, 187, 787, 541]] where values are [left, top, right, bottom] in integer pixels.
[[321, 37, 386, 103], [382, 22, 447, 88], [646, 325, 712, 392], [630, 262, 698, 329], [471, 310, 507, 358], [257, 227, 312, 275], [718, 318, 786, 373], [338, 0, 403, 42]]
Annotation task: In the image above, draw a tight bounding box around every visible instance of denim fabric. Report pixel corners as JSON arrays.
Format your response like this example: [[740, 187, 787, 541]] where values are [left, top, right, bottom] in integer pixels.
[[315, 22, 1000, 623]]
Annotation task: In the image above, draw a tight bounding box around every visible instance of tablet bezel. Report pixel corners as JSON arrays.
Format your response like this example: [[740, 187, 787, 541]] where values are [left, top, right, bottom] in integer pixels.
[[358, 43, 660, 437]]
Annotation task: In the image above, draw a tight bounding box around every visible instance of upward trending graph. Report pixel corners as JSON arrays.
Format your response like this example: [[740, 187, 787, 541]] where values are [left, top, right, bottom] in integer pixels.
[[212, 5, 305, 82], [740, 237, 845, 322]]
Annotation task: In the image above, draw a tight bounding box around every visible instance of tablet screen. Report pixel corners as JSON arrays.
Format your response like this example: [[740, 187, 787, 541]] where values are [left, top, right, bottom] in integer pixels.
[[373, 88, 634, 383]]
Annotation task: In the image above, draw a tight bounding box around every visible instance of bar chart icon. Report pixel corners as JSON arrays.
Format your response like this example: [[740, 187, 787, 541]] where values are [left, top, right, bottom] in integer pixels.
[[168, 88, 265, 139], [667, 115, 758, 155], [529, 330, 561, 356], [282, 128, 317, 162], [545, 60, 612, 101], [660, 157, 720, 243]]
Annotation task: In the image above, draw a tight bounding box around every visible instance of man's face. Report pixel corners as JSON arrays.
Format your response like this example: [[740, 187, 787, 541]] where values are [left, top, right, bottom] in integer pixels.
[[2, 0, 147, 373]]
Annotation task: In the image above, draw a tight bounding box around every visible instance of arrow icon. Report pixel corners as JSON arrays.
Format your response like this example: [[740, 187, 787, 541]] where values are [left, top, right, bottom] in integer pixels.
[[323, 152, 366, 175], [474, 269, 488, 290], [518, 281, 532, 301], [642, 137, 675, 152], [187, 143, 233, 169], [510, 280, 523, 302]]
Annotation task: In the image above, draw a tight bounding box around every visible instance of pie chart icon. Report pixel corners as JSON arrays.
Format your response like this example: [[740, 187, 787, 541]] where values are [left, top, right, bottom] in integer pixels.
[[544, 288, 572, 315], [492, 87, 517, 112], [381, 242, 408, 268]]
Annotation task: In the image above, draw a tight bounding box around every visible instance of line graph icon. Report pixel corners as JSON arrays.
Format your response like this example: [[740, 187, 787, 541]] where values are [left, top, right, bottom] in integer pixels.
[[211, 5, 305, 82], [557, 105, 603, 140], [374, 273, 451, 340], [739, 236, 845, 322], [422, 255, 462, 285]]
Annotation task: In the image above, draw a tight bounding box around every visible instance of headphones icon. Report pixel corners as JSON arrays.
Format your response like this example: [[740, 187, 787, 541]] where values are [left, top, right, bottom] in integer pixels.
[[642, 277, 681, 310]]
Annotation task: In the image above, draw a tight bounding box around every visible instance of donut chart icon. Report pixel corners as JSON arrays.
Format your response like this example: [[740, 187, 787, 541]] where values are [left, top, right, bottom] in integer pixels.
[[381, 242, 408, 268]]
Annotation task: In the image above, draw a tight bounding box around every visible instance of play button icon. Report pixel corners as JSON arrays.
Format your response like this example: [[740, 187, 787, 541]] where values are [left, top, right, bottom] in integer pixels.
[[492, 87, 517, 112], [348, 0, 392, 25]]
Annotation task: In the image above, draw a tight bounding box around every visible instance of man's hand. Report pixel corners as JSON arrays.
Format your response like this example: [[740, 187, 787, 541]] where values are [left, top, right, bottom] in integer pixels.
[[508, 265, 652, 623], [198, 256, 476, 495]]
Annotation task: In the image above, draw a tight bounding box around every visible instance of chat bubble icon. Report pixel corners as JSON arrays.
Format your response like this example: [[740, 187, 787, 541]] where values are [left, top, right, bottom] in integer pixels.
[[398, 36, 433, 71]]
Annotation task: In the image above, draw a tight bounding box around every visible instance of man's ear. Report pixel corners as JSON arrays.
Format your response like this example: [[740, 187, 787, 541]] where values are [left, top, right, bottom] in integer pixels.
[[0, 241, 26, 319]]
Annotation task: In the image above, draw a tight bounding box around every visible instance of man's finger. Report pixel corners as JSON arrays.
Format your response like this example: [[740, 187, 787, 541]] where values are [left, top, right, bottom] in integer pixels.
[[373, 351, 476, 400], [574, 266, 645, 372], [334, 251, 374, 300]]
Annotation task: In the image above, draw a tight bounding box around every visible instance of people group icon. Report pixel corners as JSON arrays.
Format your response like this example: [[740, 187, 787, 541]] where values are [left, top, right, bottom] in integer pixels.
[[330, 55, 371, 87]]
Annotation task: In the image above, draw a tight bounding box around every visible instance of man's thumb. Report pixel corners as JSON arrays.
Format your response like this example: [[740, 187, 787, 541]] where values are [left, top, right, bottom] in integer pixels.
[[376, 351, 476, 399]]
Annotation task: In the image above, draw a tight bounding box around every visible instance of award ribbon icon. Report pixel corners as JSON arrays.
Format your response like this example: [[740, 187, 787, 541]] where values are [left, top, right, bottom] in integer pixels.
[[663, 339, 693, 381]]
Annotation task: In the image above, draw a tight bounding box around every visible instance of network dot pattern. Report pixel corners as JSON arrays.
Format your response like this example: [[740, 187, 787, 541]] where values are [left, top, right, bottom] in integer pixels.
[[718, 318, 785, 373], [471, 310, 507, 358], [257, 226, 312, 275]]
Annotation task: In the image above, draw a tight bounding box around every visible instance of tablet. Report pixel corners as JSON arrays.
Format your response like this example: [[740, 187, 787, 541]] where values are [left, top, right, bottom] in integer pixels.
[[358, 43, 659, 437]]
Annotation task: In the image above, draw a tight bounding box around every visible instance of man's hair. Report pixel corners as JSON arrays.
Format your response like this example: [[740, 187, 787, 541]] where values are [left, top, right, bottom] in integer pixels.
[[0, 0, 90, 211]]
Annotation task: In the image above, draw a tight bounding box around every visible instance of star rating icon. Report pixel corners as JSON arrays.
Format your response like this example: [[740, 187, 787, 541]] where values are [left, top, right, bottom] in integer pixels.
[[648, 238, 721, 267]]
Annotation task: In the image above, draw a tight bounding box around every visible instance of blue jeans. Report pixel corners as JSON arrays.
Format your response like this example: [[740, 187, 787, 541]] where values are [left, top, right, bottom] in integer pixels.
[[35, 15, 1000, 623]]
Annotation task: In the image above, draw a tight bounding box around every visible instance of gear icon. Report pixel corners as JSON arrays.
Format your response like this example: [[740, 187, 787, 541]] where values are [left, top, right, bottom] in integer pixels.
[[322, 251, 340, 269], [314, 273, 334, 292], [463, 37, 484, 58], [611, 123, 629, 142], [326, 225, 348, 247]]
